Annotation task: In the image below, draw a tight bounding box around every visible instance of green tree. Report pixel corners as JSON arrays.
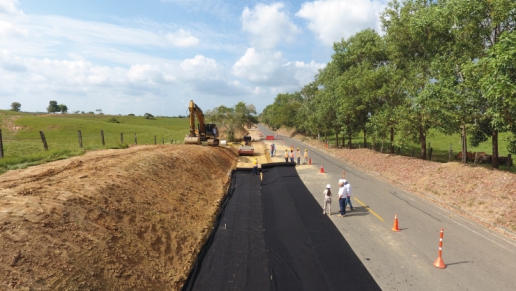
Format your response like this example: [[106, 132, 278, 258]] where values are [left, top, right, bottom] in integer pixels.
[[296, 82, 320, 138], [10, 102, 21, 112], [59, 104, 68, 114], [477, 31, 516, 156], [47, 101, 61, 113], [381, 0, 450, 159], [315, 62, 345, 145], [332, 29, 388, 148], [206, 102, 257, 142]]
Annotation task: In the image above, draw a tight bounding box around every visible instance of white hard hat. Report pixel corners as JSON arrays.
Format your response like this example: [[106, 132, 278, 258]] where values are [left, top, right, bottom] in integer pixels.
[[326, 184, 331, 189]]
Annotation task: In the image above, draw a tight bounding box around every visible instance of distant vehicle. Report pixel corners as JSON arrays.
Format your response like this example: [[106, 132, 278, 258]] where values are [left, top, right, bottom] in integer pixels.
[[184, 100, 219, 146]]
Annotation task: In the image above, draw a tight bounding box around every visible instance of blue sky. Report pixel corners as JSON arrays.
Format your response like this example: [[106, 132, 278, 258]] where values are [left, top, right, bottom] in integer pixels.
[[1, 0, 386, 116]]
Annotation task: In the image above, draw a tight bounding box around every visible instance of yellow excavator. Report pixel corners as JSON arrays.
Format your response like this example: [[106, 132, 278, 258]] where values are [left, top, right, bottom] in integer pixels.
[[184, 100, 219, 146]]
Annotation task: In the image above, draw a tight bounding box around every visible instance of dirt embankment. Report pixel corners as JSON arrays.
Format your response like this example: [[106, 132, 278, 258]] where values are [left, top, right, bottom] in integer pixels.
[[277, 128, 516, 235], [0, 145, 237, 290]]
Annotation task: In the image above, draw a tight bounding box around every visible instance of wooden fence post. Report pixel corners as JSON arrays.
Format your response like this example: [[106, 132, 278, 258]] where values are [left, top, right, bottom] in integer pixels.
[[39, 130, 48, 150], [120, 132, 124, 144], [429, 148, 433, 160], [154, 135, 157, 145], [101, 130, 105, 146], [507, 154, 512, 170], [448, 144, 453, 161], [411, 148, 414, 157], [134, 133, 137, 145], [0, 129, 4, 158], [162, 137, 164, 145], [78, 130, 83, 148]]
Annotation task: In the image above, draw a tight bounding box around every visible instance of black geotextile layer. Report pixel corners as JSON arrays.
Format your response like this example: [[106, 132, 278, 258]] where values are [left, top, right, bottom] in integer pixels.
[[182, 169, 268, 291], [183, 166, 380, 291], [260, 166, 381, 291]]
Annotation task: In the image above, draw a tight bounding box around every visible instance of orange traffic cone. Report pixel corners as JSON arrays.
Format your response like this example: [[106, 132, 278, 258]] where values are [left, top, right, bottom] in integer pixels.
[[433, 228, 446, 269], [308, 157, 312, 165], [320, 165, 325, 173], [392, 214, 400, 232]]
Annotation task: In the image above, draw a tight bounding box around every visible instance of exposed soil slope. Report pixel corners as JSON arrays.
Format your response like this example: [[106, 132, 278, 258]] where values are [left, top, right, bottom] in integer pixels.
[[0, 145, 237, 290]]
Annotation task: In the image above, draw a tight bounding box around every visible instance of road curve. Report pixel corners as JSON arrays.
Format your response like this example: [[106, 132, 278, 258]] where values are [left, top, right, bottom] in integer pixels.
[[258, 124, 516, 291]]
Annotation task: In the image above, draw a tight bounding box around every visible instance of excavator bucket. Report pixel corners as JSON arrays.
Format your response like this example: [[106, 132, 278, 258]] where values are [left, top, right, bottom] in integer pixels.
[[184, 136, 201, 145], [207, 139, 219, 146]]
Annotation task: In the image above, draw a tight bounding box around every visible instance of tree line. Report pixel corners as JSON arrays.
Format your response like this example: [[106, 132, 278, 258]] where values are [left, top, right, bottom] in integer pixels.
[[261, 0, 516, 168], [205, 102, 258, 142]]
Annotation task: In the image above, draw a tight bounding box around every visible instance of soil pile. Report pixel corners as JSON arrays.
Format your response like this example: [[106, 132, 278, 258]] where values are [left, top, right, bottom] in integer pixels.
[[0, 145, 237, 290]]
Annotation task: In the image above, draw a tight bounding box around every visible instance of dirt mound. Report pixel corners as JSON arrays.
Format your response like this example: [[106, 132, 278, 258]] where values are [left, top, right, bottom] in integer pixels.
[[0, 145, 237, 290], [276, 127, 296, 138]]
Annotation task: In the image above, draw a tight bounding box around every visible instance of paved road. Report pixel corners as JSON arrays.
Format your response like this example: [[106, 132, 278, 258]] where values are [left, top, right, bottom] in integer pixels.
[[258, 125, 516, 291]]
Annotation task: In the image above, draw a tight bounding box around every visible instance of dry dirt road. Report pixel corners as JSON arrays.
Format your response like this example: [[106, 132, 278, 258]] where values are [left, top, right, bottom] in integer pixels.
[[0, 145, 237, 290]]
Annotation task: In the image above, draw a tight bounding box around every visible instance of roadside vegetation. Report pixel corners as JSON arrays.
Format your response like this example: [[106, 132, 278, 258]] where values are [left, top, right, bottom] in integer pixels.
[[261, 0, 516, 169], [0, 110, 189, 174], [205, 102, 258, 142]]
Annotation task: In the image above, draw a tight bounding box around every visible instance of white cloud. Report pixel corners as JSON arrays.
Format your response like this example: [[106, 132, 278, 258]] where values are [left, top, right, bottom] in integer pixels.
[[296, 0, 385, 46], [165, 29, 200, 47], [0, 0, 329, 115], [0, 0, 22, 15], [0, 20, 28, 37], [0, 12, 233, 65], [292, 60, 326, 86], [241, 3, 300, 49], [232, 48, 324, 87], [232, 48, 285, 84], [0, 50, 259, 114]]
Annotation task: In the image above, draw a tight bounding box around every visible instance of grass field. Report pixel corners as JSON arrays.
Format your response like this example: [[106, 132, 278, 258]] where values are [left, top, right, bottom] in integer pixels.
[[0, 110, 190, 174], [2, 110, 513, 174]]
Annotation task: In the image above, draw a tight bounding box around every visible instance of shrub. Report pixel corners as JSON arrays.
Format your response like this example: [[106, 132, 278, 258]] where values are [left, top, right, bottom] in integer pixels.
[[107, 118, 120, 123]]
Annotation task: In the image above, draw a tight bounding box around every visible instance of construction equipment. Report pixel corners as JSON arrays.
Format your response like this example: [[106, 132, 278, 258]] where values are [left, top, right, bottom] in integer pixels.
[[184, 100, 219, 146], [238, 145, 255, 156], [238, 136, 254, 156]]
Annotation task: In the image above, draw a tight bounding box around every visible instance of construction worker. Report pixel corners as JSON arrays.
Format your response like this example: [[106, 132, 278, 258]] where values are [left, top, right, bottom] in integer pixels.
[[284, 149, 289, 162], [323, 184, 332, 215], [289, 149, 295, 163], [296, 148, 301, 165], [252, 157, 258, 175], [303, 149, 309, 164]]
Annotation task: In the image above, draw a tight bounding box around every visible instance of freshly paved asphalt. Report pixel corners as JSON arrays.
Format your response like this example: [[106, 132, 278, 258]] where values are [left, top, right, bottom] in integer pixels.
[[259, 124, 516, 291]]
